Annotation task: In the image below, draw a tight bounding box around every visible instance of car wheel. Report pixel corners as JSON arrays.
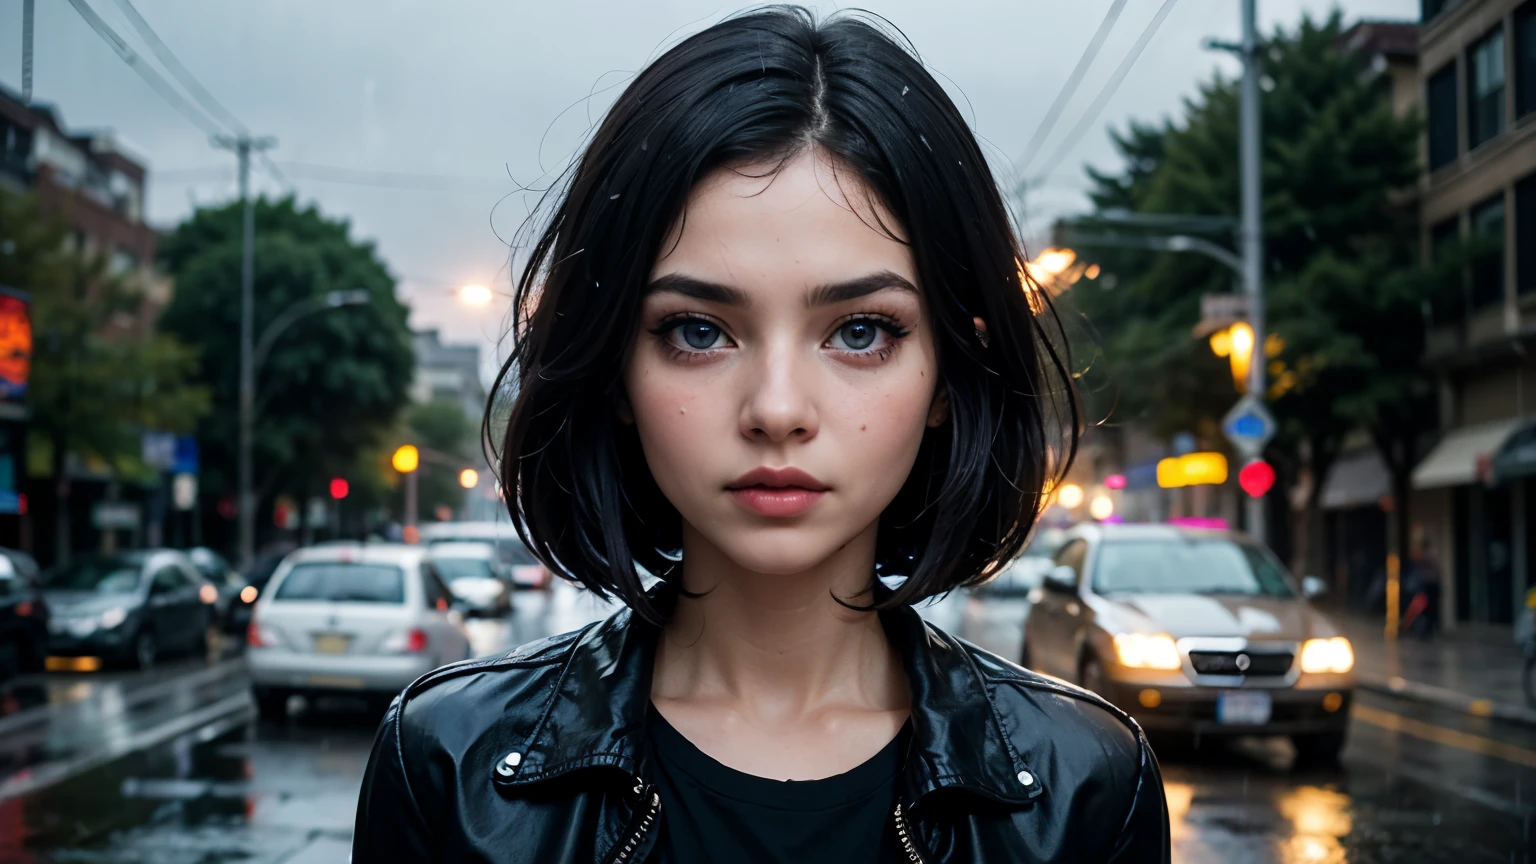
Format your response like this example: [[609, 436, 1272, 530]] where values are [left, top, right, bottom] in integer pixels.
[[1292, 730, 1346, 766], [1079, 656, 1108, 697], [253, 687, 290, 722], [132, 630, 157, 670]]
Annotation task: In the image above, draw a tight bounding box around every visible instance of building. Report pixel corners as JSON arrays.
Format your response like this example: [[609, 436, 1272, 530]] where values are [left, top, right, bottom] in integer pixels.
[[410, 329, 497, 520], [1408, 0, 1536, 625], [0, 86, 172, 559]]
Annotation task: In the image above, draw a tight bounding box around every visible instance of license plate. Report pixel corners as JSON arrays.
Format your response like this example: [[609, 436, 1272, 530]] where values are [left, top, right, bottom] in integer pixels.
[[307, 675, 365, 689], [313, 633, 351, 654], [1217, 690, 1273, 725]]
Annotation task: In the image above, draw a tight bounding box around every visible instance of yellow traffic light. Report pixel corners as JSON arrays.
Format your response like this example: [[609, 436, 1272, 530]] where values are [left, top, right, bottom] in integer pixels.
[[1156, 452, 1229, 488], [459, 468, 479, 489], [392, 444, 420, 473]]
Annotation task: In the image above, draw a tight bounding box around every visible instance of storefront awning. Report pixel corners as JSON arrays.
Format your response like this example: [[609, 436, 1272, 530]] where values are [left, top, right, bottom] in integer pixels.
[[1411, 418, 1522, 489], [1493, 418, 1536, 483], [1320, 448, 1389, 509]]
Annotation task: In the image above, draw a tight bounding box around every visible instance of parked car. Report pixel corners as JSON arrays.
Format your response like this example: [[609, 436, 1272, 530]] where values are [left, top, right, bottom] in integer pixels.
[[246, 543, 472, 719], [42, 550, 218, 670], [1021, 523, 1354, 763], [426, 542, 512, 617], [420, 521, 553, 589], [188, 547, 249, 631], [960, 527, 1069, 659], [0, 551, 48, 684]]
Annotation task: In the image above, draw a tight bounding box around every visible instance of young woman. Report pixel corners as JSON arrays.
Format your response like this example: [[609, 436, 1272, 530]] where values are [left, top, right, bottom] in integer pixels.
[[354, 7, 1168, 862]]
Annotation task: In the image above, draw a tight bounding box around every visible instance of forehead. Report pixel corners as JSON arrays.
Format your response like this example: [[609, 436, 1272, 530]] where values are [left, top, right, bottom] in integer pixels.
[[652, 150, 915, 293]]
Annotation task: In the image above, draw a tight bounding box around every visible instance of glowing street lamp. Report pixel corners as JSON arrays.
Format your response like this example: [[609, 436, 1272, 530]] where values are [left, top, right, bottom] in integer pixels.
[[459, 468, 480, 489], [1089, 495, 1115, 521], [459, 284, 493, 306]]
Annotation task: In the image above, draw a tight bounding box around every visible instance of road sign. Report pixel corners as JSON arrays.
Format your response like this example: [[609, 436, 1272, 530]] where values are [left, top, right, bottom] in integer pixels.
[[1222, 394, 1276, 458]]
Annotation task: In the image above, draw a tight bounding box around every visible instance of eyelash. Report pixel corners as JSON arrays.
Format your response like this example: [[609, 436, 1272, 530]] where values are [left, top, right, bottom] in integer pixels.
[[648, 313, 912, 364]]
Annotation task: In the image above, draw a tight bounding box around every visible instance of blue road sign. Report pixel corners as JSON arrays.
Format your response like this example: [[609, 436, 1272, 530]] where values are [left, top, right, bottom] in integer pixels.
[[1222, 394, 1276, 458]]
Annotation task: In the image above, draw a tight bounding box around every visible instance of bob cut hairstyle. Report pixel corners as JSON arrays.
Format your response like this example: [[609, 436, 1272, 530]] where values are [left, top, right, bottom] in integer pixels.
[[490, 5, 1078, 621]]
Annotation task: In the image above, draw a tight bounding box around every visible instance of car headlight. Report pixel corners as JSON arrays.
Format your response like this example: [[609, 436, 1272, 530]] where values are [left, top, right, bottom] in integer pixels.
[[1299, 637, 1354, 674], [1112, 633, 1182, 670], [99, 607, 128, 629]]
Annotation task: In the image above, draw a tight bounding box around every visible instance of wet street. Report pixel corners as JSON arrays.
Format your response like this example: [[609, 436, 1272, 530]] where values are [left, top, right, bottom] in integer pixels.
[[0, 586, 1532, 863]]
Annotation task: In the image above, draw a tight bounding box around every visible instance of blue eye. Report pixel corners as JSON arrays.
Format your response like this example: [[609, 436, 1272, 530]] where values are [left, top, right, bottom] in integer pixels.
[[678, 320, 723, 350], [839, 321, 878, 350]]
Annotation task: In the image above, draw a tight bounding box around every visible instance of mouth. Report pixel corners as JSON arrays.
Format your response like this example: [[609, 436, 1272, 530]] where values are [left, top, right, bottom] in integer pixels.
[[725, 466, 829, 518]]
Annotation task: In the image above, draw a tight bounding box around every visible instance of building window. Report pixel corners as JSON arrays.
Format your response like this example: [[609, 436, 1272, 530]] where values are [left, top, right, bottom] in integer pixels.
[[1518, 2, 1536, 119], [1470, 193, 1506, 309], [1518, 173, 1536, 296], [1430, 217, 1465, 321], [1427, 62, 1459, 170], [1468, 27, 1506, 149]]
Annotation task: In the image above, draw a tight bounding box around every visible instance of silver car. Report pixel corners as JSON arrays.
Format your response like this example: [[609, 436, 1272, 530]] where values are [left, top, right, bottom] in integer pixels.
[[427, 541, 512, 617], [246, 543, 472, 718]]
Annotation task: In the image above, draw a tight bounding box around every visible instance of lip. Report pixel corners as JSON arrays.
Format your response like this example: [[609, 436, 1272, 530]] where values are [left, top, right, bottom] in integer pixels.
[[725, 466, 829, 518]]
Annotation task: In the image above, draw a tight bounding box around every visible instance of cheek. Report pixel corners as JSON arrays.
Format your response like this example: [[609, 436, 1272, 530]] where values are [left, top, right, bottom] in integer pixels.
[[623, 352, 718, 494]]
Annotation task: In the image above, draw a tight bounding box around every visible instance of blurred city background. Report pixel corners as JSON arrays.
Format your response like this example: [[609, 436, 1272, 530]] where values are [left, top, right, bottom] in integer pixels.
[[0, 0, 1532, 861]]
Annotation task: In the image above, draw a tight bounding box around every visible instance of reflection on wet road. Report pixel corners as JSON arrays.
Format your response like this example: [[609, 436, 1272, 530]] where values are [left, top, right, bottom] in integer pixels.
[[0, 585, 1530, 862]]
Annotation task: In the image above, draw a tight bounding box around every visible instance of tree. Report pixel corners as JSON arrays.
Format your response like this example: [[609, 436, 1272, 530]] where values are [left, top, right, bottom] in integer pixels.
[[1069, 13, 1432, 574], [407, 397, 476, 521], [0, 190, 210, 562], [158, 197, 414, 553]]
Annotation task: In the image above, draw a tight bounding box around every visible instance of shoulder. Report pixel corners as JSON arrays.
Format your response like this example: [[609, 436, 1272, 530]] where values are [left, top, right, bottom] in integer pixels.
[[389, 622, 597, 755], [953, 634, 1153, 810]]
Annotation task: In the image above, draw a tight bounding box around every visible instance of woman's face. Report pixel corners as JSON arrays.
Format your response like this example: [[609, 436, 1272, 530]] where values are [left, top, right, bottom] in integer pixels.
[[624, 150, 943, 577]]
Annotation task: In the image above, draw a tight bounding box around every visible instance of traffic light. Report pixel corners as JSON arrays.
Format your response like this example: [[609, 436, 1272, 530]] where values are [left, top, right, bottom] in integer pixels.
[[329, 477, 349, 500], [1238, 459, 1275, 498], [391, 444, 420, 473]]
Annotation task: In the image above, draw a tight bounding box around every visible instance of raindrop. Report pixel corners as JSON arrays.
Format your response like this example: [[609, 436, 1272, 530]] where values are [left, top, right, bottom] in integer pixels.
[[610, 194, 621, 200], [641, 140, 649, 151], [901, 86, 909, 97], [920, 135, 931, 152]]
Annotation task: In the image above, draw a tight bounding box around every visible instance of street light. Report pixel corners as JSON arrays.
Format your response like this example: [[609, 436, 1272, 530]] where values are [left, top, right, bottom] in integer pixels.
[[1056, 483, 1085, 509], [392, 445, 420, 541], [458, 468, 479, 489], [459, 284, 493, 306], [238, 289, 372, 569]]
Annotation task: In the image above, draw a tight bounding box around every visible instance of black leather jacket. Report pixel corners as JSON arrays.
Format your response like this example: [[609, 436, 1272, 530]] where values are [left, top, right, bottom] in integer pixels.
[[354, 598, 1169, 862]]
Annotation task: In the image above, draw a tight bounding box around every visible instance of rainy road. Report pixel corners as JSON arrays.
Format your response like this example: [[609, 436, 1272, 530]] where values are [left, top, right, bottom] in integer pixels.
[[0, 586, 1532, 863]]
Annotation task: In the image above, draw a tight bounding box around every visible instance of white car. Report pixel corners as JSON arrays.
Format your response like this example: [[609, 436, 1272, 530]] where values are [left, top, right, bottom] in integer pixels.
[[246, 543, 472, 718], [421, 521, 554, 589], [427, 542, 512, 617]]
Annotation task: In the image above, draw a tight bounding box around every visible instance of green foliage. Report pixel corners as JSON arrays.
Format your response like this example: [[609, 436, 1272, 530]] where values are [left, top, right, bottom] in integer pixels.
[[1069, 12, 1428, 458], [0, 190, 209, 477], [407, 397, 476, 519], [157, 197, 414, 513]]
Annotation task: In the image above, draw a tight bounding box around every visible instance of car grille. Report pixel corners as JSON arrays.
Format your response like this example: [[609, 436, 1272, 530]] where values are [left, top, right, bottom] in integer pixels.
[[1187, 650, 1293, 677]]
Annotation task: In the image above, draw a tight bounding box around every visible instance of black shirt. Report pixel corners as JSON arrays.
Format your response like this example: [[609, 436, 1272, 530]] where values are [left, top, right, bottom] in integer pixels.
[[646, 708, 908, 864]]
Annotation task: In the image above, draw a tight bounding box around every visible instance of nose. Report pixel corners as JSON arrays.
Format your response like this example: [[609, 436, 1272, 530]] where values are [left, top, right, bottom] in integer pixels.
[[739, 340, 819, 444]]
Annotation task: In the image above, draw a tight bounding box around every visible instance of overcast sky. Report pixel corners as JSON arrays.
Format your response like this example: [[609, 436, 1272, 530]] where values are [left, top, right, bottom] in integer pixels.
[[0, 0, 1416, 380]]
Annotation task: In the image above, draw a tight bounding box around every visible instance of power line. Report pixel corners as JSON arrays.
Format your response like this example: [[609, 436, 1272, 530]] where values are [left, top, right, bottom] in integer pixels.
[[1029, 0, 1182, 187], [1012, 0, 1128, 182], [275, 161, 498, 192], [62, 0, 226, 137], [110, 0, 248, 135]]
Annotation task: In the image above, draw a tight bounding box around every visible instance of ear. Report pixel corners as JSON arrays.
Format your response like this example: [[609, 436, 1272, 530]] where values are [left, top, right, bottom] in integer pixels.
[[926, 386, 949, 428]]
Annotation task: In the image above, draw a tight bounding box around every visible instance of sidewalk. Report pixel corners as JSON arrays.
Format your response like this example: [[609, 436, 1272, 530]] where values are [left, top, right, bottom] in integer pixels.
[[1335, 613, 1536, 727]]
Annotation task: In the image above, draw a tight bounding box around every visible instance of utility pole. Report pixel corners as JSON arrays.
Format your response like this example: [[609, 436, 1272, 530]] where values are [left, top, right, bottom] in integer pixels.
[[1238, 0, 1266, 548], [212, 134, 277, 571], [21, 0, 34, 103]]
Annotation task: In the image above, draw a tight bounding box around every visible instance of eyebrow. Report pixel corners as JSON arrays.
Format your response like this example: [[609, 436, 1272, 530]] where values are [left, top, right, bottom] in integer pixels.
[[646, 270, 919, 308]]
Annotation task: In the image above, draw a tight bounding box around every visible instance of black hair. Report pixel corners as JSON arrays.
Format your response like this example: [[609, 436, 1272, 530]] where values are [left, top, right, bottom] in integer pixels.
[[488, 5, 1078, 622]]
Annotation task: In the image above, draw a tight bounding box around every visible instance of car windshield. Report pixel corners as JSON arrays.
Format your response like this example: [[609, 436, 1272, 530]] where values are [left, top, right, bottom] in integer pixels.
[[272, 563, 405, 604], [1093, 539, 1296, 598], [431, 558, 495, 582], [45, 556, 144, 594]]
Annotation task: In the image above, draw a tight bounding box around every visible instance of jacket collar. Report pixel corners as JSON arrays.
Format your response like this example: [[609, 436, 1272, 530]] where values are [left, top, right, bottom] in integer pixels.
[[494, 589, 1043, 811]]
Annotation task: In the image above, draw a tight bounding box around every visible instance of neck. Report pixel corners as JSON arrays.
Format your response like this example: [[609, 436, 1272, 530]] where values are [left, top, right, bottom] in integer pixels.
[[652, 522, 907, 719]]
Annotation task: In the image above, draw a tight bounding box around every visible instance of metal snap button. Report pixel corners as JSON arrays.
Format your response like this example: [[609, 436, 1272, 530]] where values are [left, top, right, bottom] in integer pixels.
[[495, 751, 522, 777], [1017, 770, 1034, 787]]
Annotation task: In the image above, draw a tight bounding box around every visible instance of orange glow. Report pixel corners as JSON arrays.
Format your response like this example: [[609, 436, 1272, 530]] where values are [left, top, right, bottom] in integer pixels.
[[199, 584, 218, 604]]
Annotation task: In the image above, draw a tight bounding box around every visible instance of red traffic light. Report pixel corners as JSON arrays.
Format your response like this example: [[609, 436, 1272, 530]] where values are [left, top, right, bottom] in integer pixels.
[[329, 477, 350, 500], [1238, 460, 1275, 499]]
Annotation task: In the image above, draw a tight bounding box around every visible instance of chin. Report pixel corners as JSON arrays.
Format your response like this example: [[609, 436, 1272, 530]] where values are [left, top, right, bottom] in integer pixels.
[[700, 522, 867, 577]]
